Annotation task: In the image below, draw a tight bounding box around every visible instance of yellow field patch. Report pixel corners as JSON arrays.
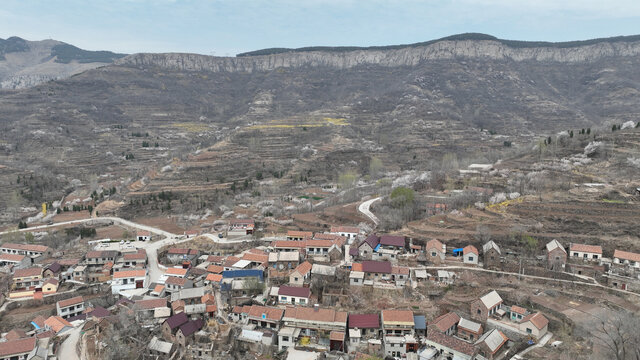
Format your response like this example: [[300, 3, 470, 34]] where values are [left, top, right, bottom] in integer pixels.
[[163, 122, 211, 132], [246, 117, 350, 130]]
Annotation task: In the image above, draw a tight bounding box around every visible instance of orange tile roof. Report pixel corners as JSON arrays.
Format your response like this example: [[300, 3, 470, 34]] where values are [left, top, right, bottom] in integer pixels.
[[242, 252, 269, 263], [431, 312, 460, 332], [165, 276, 187, 286], [392, 266, 410, 275], [283, 306, 347, 324], [0, 254, 26, 262], [273, 240, 306, 249], [166, 267, 188, 276], [287, 231, 313, 238], [331, 226, 359, 233], [135, 298, 167, 310], [292, 261, 312, 275], [153, 284, 165, 294], [201, 293, 216, 305], [426, 239, 444, 251], [206, 304, 218, 313], [305, 239, 334, 248], [247, 305, 284, 321], [569, 243, 602, 254], [521, 312, 548, 330], [382, 310, 414, 324], [206, 264, 224, 274], [330, 331, 345, 341], [113, 269, 146, 278], [57, 296, 84, 308], [463, 245, 479, 255], [351, 263, 363, 272], [44, 316, 73, 333], [205, 273, 223, 282], [1, 243, 50, 253], [510, 305, 527, 315], [0, 337, 36, 357], [613, 249, 640, 263], [13, 267, 42, 278]]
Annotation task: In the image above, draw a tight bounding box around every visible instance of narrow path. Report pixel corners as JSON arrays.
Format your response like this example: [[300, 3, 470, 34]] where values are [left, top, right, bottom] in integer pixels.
[[358, 197, 382, 225], [58, 326, 81, 360]]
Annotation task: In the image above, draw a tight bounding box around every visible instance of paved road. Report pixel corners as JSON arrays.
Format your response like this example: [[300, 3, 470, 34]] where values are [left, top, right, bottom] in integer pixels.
[[58, 327, 81, 360], [358, 197, 382, 225]]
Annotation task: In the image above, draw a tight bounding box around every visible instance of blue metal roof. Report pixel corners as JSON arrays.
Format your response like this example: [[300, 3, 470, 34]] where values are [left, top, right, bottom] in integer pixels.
[[374, 244, 381, 252], [222, 269, 264, 281], [452, 248, 464, 254], [413, 315, 426, 330]]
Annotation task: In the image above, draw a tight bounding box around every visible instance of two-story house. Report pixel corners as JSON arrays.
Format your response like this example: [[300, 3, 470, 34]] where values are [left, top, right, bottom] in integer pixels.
[[56, 296, 85, 319]]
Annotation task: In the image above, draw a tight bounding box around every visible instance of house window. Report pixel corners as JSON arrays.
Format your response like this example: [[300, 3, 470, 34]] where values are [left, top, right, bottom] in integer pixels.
[[281, 296, 287, 301], [299, 299, 306, 304], [294, 277, 299, 282], [583, 254, 588, 259], [468, 256, 474, 261], [353, 279, 359, 283], [526, 328, 532, 334], [573, 253, 578, 257], [431, 252, 436, 257], [477, 309, 481, 314], [593, 255, 598, 259], [282, 336, 289, 342]]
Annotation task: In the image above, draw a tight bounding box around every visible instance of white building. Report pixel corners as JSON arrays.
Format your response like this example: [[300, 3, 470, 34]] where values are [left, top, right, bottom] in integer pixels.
[[111, 269, 147, 294], [569, 243, 602, 261]]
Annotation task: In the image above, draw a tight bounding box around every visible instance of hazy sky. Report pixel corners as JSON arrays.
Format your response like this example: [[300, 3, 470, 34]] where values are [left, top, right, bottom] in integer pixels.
[[1, 0, 639, 56]]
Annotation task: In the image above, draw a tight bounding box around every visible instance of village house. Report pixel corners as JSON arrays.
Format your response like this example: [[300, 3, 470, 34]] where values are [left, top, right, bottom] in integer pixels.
[[287, 230, 313, 241], [165, 276, 193, 293], [147, 336, 176, 359], [162, 312, 189, 342], [457, 318, 483, 342], [361, 260, 393, 283], [348, 313, 380, 344], [273, 240, 306, 253], [569, 243, 602, 261], [381, 310, 417, 358], [241, 251, 269, 269], [166, 267, 189, 278], [330, 226, 359, 242], [278, 306, 348, 351], [475, 329, 508, 360], [358, 235, 380, 259], [0, 253, 30, 269], [509, 305, 528, 322], [0, 336, 37, 360], [56, 296, 85, 319], [278, 285, 311, 306], [43, 262, 62, 278], [167, 248, 199, 264], [425, 239, 446, 264], [0, 243, 51, 261], [482, 241, 501, 269], [228, 218, 255, 236], [85, 250, 119, 268], [430, 312, 460, 336], [42, 278, 59, 294], [425, 331, 476, 360], [519, 312, 549, 339], [311, 263, 337, 282], [471, 290, 503, 322], [136, 230, 152, 241], [463, 245, 479, 265], [268, 251, 300, 270], [12, 267, 42, 289], [176, 318, 205, 347], [246, 305, 284, 330], [119, 249, 147, 267], [546, 239, 567, 271], [72, 265, 87, 282], [111, 269, 147, 294], [372, 235, 405, 262], [134, 298, 169, 321], [171, 288, 207, 306], [45, 315, 74, 334], [381, 310, 414, 336], [391, 265, 410, 287], [612, 249, 640, 270], [305, 239, 342, 262], [289, 261, 312, 286]]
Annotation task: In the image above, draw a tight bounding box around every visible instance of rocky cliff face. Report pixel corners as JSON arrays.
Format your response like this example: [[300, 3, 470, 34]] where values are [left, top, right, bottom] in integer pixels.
[[117, 39, 640, 73]]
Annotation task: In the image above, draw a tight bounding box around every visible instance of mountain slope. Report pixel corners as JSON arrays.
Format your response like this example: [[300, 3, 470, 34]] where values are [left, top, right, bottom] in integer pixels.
[[0, 36, 126, 89], [1, 34, 640, 220]]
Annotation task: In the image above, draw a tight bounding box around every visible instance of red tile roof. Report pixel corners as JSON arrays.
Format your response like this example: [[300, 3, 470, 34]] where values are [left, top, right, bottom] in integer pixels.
[[331, 226, 359, 233], [427, 331, 475, 356], [45, 316, 73, 333], [463, 245, 479, 255], [521, 312, 549, 330], [247, 305, 284, 321], [613, 249, 640, 263], [165, 276, 187, 286], [287, 230, 313, 238], [510, 305, 527, 315], [380, 235, 405, 247], [134, 298, 167, 310], [205, 273, 223, 282], [166, 267, 188, 276], [0, 254, 26, 262], [113, 269, 146, 278], [273, 240, 306, 249], [206, 264, 224, 274], [362, 260, 392, 274], [283, 306, 347, 324], [330, 331, 345, 341], [279, 285, 311, 298], [13, 267, 42, 278], [0, 337, 36, 357], [431, 312, 460, 332], [426, 239, 444, 251], [1, 243, 50, 253], [569, 243, 602, 254], [57, 296, 84, 308], [348, 314, 380, 329], [292, 261, 312, 275], [381, 310, 414, 324]]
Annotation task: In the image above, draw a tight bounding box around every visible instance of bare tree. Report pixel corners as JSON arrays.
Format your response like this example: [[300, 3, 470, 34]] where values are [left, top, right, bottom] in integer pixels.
[[591, 311, 640, 360]]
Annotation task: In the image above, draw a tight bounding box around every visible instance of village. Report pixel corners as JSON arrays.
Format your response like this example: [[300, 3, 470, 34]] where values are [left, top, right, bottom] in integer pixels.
[[0, 196, 639, 360]]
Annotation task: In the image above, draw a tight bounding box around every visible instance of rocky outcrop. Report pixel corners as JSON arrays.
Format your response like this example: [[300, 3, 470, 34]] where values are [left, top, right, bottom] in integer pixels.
[[117, 39, 640, 73]]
